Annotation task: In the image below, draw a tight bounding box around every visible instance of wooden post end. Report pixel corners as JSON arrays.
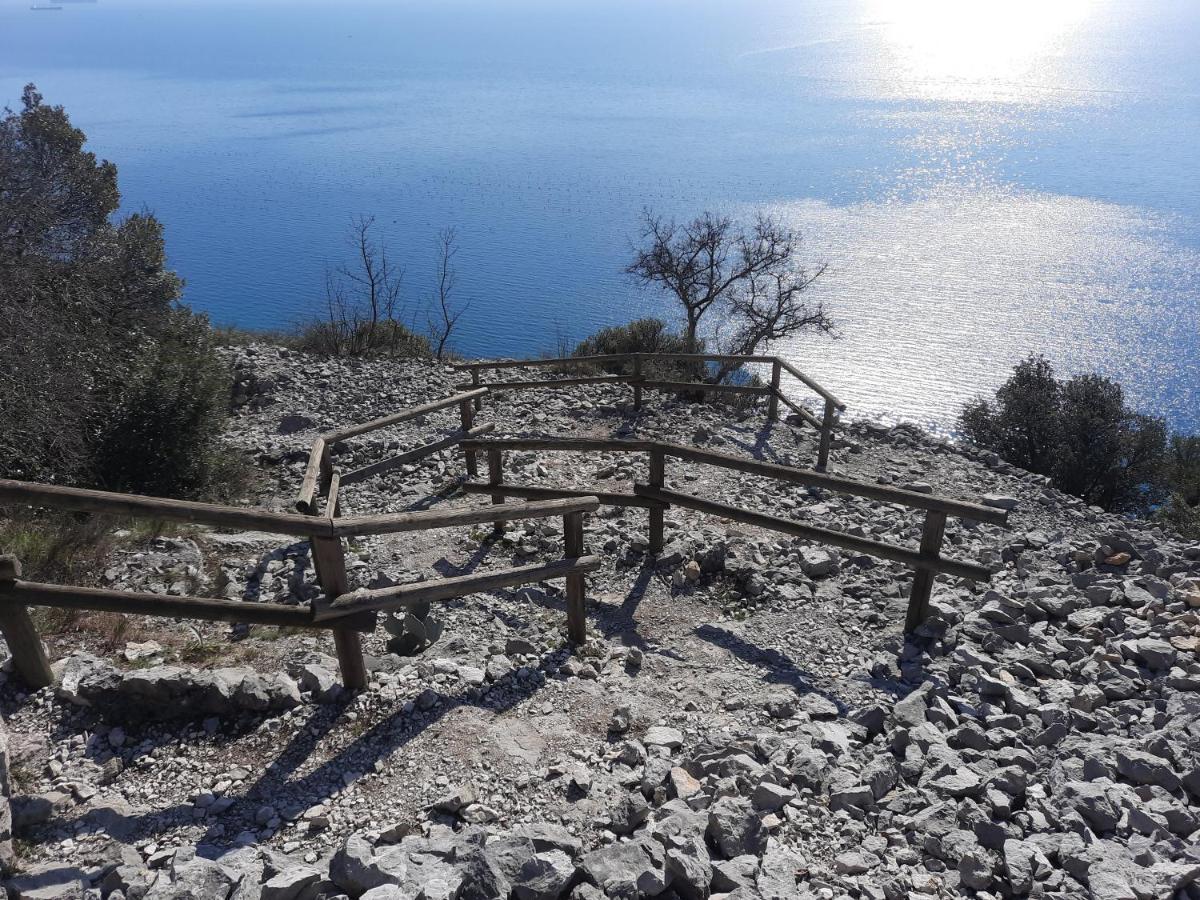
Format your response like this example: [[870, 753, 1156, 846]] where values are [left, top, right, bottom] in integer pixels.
[[564, 511, 587, 644]]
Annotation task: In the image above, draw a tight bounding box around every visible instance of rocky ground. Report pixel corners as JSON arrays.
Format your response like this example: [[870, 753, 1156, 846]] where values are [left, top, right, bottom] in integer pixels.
[[1, 343, 1198, 900]]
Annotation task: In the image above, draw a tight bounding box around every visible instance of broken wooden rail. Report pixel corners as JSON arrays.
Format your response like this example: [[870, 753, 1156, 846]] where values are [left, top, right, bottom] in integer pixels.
[[454, 352, 846, 470], [459, 437, 1008, 631], [0, 477, 601, 693]]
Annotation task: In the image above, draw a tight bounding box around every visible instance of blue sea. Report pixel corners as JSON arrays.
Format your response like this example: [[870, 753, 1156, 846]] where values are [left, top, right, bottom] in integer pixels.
[[3, 0, 1198, 432]]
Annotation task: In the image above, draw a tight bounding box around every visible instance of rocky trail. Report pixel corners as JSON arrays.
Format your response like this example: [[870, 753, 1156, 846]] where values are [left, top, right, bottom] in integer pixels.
[[1, 344, 1198, 900]]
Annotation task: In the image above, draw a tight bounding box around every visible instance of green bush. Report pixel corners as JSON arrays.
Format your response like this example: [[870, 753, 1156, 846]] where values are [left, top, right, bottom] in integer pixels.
[[573, 318, 698, 379], [294, 318, 431, 359], [0, 84, 241, 500], [960, 356, 1172, 516], [92, 310, 244, 498]]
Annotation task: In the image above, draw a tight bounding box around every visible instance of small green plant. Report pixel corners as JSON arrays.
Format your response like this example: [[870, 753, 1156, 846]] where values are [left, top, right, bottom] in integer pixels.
[[383, 602, 444, 656]]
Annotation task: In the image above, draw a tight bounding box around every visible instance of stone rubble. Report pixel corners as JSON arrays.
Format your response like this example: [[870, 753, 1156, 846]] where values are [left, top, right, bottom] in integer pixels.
[[0, 343, 1196, 899]]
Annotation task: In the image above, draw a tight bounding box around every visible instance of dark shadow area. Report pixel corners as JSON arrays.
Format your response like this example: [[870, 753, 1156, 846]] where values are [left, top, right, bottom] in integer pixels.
[[39, 640, 575, 851], [694, 623, 848, 714], [430, 531, 501, 578], [238, 540, 313, 604]]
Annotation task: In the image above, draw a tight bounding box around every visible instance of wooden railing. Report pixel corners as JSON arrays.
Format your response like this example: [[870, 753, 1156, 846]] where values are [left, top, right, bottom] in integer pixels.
[[295, 387, 492, 515], [454, 353, 846, 470], [0, 392, 604, 692], [459, 437, 1008, 631]]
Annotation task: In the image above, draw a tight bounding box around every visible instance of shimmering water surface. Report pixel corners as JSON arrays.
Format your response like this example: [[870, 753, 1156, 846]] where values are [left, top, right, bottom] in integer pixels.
[[3, 0, 1197, 431]]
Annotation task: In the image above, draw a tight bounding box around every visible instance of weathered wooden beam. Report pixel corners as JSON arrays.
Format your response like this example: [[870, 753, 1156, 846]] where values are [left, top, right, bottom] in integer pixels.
[[777, 359, 845, 410], [648, 447, 666, 554], [487, 447, 504, 531], [633, 484, 992, 582], [314, 555, 603, 621], [773, 389, 823, 429], [816, 397, 837, 472], [563, 512, 587, 644], [333, 496, 601, 537], [452, 355, 637, 371], [470, 368, 483, 412], [639, 352, 776, 364], [295, 437, 327, 514], [461, 482, 665, 510], [459, 400, 478, 478], [327, 472, 342, 519], [768, 360, 781, 421], [310, 535, 369, 688], [0, 478, 331, 537], [656, 444, 1008, 525], [478, 375, 638, 392], [0, 558, 52, 689], [906, 511, 948, 632], [0, 579, 377, 629], [639, 380, 770, 396], [461, 438, 654, 454], [338, 423, 495, 487], [324, 388, 489, 443]]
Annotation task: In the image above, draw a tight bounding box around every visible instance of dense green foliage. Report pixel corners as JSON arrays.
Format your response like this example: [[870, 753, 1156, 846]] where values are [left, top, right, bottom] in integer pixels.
[[961, 356, 1197, 532], [0, 85, 236, 497], [572, 318, 699, 379]]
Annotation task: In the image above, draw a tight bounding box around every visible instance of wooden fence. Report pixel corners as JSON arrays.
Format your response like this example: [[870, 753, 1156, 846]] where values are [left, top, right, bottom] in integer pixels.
[[454, 353, 846, 470], [0, 358, 1000, 696], [0, 388, 603, 691], [459, 436, 1008, 631]]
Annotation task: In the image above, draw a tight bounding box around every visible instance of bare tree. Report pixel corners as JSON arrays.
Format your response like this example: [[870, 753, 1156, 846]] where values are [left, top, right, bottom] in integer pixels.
[[426, 227, 469, 361], [318, 215, 408, 356], [626, 210, 832, 381]]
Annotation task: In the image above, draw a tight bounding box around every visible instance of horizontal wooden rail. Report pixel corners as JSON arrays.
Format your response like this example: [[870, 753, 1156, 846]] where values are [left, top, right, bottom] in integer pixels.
[[778, 359, 844, 410], [314, 555, 602, 621], [0, 580, 374, 631], [634, 485, 991, 582], [461, 437, 653, 453], [771, 389, 823, 429], [453, 355, 637, 371], [465, 374, 637, 392], [339, 422, 495, 487], [462, 482, 664, 509], [461, 438, 1008, 526], [454, 352, 781, 370], [452, 352, 843, 469], [0, 478, 330, 537], [332, 495, 600, 537], [658, 443, 1008, 525], [640, 380, 770, 396], [325, 388, 489, 443]]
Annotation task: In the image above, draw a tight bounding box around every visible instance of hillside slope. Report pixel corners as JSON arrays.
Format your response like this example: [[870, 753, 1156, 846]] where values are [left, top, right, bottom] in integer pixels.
[[2, 345, 1198, 900]]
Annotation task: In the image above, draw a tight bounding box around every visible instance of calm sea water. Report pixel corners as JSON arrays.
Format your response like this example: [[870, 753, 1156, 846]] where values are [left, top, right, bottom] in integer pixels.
[[3, 0, 1198, 432]]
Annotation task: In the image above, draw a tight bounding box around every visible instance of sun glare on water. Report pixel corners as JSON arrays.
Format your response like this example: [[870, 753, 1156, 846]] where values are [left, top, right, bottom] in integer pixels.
[[866, 0, 1095, 101]]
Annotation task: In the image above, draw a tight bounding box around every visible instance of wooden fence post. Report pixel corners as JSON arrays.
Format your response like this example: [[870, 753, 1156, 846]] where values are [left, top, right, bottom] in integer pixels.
[[0, 556, 53, 689], [310, 535, 368, 690], [817, 398, 837, 472], [470, 368, 483, 412], [563, 511, 587, 644], [459, 400, 478, 478], [488, 447, 505, 532], [318, 442, 335, 502], [767, 359, 781, 421], [648, 447, 665, 554], [905, 511, 947, 632], [632, 356, 643, 411]]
